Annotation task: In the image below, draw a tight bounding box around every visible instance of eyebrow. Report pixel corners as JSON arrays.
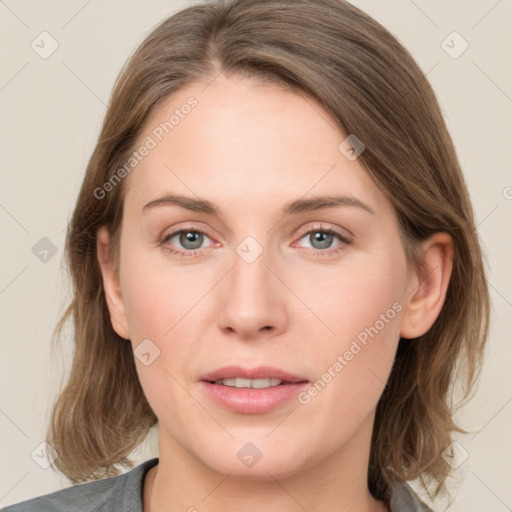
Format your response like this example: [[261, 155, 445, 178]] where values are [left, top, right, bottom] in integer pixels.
[[141, 193, 375, 216]]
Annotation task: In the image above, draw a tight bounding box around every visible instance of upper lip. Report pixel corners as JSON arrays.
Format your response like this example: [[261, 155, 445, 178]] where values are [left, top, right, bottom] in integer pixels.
[[200, 366, 308, 383]]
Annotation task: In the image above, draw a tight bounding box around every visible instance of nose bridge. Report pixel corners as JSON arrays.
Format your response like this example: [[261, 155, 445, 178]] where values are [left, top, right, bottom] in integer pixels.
[[217, 233, 286, 337], [232, 234, 271, 291]]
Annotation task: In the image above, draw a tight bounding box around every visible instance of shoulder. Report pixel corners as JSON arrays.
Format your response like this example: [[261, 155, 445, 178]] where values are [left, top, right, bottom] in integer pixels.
[[389, 481, 433, 511], [1, 458, 159, 512]]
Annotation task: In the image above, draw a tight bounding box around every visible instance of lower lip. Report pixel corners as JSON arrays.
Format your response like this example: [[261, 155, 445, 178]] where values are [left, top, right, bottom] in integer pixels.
[[199, 381, 309, 414]]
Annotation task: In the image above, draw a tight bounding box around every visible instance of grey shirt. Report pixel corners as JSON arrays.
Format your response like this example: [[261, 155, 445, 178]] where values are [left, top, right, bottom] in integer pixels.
[[2, 457, 432, 511]]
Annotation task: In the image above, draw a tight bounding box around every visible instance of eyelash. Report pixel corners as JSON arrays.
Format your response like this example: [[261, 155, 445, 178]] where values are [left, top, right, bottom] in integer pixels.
[[160, 224, 352, 259]]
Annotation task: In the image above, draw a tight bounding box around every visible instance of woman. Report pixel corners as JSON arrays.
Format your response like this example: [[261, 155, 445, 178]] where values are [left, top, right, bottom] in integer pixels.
[[2, 0, 490, 510]]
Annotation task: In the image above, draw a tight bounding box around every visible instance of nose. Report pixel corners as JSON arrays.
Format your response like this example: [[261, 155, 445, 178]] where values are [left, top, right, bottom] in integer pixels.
[[217, 240, 288, 341]]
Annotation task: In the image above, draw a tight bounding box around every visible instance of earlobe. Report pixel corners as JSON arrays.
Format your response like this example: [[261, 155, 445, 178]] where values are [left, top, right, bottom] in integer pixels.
[[96, 226, 131, 340], [400, 232, 454, 340]]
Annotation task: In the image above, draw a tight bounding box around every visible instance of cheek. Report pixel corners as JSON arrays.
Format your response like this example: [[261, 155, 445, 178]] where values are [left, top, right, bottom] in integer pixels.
[[118, 252, 203, 419], [118, 245, 215, 390], [297, 244, 406, 409], [300, 247, 406, 345], [119, 240, 192, 340]]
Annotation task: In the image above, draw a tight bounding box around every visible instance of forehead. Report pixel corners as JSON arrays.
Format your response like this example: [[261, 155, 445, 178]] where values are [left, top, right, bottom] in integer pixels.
[[123, 75, 387, 217]]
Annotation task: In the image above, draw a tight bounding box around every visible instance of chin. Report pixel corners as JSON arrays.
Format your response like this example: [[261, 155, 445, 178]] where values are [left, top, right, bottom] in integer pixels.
[[197, 439, 318, 481]]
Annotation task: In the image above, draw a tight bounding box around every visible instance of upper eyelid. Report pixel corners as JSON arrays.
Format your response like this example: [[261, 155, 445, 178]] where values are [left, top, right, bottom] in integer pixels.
[[162, 223, 214, 241], [295, 223, 351, 239]]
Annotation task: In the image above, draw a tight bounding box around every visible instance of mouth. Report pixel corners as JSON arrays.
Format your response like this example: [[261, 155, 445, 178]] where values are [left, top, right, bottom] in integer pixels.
[[204, 377, 306, 389], [199, 365, 309, 387], [198, 366, 309, 413]]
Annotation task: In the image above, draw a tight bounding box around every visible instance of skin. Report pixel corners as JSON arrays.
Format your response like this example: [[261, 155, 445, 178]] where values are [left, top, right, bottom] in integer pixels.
[[97, 74, 454, 512]]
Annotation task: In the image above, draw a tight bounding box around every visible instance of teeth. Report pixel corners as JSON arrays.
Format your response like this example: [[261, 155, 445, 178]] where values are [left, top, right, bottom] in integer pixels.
[[214, 377, 283, 388]]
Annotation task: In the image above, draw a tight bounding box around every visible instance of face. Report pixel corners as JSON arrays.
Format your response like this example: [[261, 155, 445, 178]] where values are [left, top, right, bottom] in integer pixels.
[[99, 74, 430, 480]]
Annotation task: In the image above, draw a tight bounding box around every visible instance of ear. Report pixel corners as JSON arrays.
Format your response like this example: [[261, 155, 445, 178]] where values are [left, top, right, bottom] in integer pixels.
[[400, 232, 454, 339], [96, 226, 131, 340]]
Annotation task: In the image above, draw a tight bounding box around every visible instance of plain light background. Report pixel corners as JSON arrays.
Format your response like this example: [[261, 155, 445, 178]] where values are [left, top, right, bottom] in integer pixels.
[[0, 0, 511, 510]]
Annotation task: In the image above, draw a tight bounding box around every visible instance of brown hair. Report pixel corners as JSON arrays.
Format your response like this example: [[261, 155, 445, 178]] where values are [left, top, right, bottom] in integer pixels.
[[47, 0, 490, 503]]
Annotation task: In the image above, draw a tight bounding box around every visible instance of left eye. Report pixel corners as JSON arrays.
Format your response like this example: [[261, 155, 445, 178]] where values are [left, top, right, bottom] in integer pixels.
[[295, 228, 349, 251], [164, 230, 211, 251]]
